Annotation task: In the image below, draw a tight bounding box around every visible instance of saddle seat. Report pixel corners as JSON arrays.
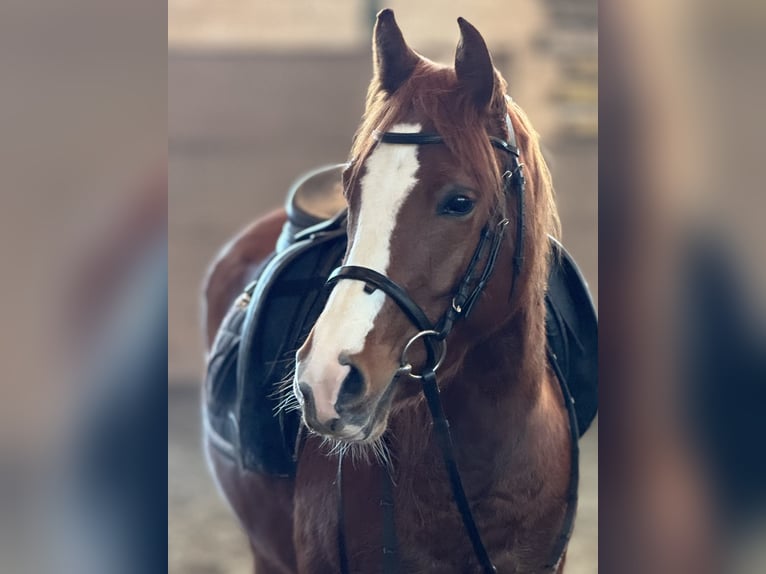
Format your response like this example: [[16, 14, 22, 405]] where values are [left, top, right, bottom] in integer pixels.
[[277, 164, 347, 251]]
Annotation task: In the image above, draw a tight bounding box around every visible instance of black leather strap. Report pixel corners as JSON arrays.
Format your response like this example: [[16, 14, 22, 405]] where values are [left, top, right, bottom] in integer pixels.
[[489, 135, 520, 157], [422, 369, 497, 573], [337, 453, 350, 574], [374, 131, 446, 146], [545, 348, 580, 570], [460, 218, 510, 319], [381, 457, 399, 573], [437, 225, 493, 334], [511, 166, 526, 284], [375, 130, 520, 157], [327, 266, 434, 333]]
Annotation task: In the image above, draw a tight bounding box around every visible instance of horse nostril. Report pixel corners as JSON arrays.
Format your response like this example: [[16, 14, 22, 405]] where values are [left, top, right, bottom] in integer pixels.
[[344, 365, 365, 395], [328, 418, 342, 433], [336, 364, 366, 413]]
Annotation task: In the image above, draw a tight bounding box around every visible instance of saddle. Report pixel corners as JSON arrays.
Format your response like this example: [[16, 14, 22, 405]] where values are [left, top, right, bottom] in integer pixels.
[[204, 165, 598, 476]]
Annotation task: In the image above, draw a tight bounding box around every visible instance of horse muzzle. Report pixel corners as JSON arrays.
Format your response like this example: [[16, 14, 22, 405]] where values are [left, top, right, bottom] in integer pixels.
[[294, 366, 397, 443]]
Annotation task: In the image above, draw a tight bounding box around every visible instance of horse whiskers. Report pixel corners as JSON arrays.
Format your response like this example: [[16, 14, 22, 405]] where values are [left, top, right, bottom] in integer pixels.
[[271, 352, 397, 475], [372, 438, 396, 482], [315, 433, 395, 477], [271, 366, 300, 415], [273, 393, 301, 415], [273, 395, 301, 415]]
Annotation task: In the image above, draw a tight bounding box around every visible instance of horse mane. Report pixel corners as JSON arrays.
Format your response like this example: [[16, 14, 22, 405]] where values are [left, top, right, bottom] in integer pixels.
[[349, 58, 561, 305]]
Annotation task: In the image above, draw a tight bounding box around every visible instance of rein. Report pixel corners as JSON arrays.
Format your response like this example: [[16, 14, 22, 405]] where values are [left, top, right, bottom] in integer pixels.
[[326, 115, 525, 573]]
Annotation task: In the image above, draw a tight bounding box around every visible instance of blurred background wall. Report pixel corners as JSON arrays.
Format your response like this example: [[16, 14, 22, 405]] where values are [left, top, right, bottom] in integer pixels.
[[169, 0, 597, 383], [168, 2, 597, 572]]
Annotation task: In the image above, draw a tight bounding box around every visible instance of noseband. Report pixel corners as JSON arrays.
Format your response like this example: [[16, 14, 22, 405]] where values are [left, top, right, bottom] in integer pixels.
[[326, 112, 526, 574]]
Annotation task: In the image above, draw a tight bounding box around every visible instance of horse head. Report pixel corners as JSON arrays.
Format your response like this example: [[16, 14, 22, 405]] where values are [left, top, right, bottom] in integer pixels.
[[294, 10, 557, 444]]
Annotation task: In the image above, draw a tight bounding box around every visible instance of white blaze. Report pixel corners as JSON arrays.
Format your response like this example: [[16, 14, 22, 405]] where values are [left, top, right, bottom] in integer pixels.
[[297, 123, 422, 421]]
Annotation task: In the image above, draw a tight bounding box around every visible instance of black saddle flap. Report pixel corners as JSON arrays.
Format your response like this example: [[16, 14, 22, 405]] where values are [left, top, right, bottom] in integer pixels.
[[545, 238, 598, 436], [204, 214, 347, 476], [235, 217, 347, 474]]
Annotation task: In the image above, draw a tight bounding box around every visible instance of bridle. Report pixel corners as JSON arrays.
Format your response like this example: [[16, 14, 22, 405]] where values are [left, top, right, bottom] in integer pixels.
[[328, 114, 525, 371], [326, 108, 526, 573]]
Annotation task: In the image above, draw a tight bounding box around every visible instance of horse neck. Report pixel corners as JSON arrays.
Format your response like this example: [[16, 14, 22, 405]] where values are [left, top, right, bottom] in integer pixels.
[[460, 299, 545, 393], [438, 252, 550, 438], [388, 269, 550, 479]]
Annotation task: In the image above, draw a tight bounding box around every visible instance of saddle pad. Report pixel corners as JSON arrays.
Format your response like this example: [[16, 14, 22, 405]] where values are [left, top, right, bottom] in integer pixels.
[[205, 216, 598, 476]]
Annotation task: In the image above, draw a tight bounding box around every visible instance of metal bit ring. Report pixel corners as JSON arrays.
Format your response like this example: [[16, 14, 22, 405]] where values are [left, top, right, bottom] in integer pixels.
[[400, 329, 447, 379]]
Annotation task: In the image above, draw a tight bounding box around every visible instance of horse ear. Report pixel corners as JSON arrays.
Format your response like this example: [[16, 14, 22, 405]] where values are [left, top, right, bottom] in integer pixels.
[[454, 17, 495, 110], [373, 9, 419, 93]]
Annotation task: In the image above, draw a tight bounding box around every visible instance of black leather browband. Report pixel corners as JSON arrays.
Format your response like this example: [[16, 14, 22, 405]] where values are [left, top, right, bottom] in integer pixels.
[[373, 130, 520, 158]]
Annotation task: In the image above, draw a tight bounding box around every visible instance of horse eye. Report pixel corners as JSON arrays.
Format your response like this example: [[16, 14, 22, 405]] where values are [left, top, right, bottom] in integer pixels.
[[439, 195, 475, 216]]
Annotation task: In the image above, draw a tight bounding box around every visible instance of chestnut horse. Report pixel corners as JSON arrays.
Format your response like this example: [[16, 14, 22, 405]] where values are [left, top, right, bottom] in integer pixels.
[[204, 11, 573, 573]]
